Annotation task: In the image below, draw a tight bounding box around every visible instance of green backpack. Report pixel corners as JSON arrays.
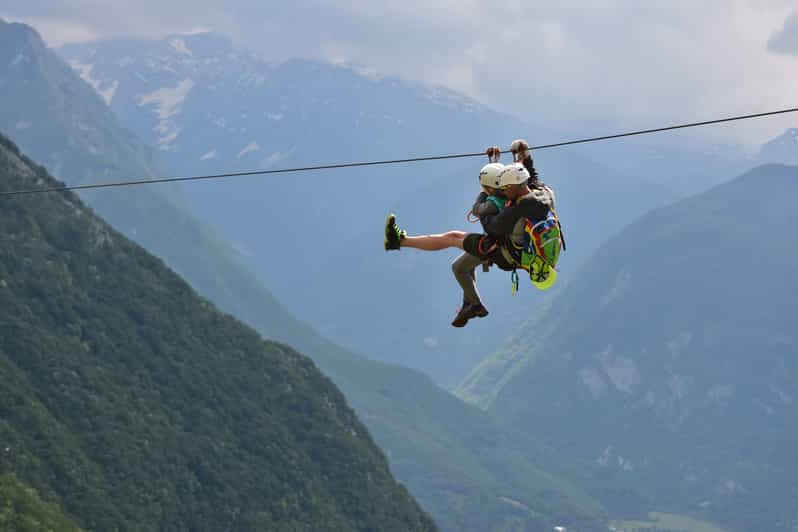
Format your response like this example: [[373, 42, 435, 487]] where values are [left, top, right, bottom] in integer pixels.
[[512, 210, 564, 292]]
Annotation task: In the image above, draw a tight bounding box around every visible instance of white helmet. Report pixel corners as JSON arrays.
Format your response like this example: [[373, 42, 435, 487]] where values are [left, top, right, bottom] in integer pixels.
[[479, 163, 505, 188], [497, 163, 530, 188]]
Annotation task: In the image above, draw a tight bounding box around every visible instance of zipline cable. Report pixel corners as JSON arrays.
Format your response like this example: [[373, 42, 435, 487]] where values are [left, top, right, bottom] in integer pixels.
[[3, 106, 798, 198]]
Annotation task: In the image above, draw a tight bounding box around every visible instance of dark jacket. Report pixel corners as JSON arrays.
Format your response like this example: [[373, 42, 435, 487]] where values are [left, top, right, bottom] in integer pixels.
[[479, 156, 554, 239]]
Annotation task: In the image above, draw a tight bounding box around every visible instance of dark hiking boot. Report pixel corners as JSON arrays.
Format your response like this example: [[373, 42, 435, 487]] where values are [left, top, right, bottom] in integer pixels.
[[384, 213, 406, 251], [451, 301, 489, 328]]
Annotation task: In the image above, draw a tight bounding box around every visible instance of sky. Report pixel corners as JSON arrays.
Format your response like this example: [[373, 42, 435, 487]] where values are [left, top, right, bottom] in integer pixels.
[[4, 1, 798, 147]]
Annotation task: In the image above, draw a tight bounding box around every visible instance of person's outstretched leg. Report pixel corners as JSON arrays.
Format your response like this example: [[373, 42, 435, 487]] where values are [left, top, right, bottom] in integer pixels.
[[385, 213, 466, 251], [385, 213, 488, 327], [403, 231, 466, 250]]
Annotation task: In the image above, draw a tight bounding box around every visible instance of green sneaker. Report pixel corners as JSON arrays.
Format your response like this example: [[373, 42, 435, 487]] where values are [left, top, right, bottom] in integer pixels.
[[384, 213, 406, 251]]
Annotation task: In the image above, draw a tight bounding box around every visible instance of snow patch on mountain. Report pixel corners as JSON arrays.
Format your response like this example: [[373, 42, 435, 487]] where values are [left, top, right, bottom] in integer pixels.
[[68, 60, 118, 105], [707, 384, 733, 405], [259, 147, 295, 168], [138, 79, 194, 149], [668, 374, 690, 400], [423, 85, 484, 113], [596, 446, 634, 472], [169, 38, 193, 56], [231, 240, 255, 258], [617, 455, 634, 472], [667, 332, 692, 357], [716, 479, 744, 497], [210, 115, 228, 129], [755, 399, 775, 416], [597, 446, 612, 466], [771, 385, 794, 405], [138, 79, 195, 120], [601, 270, 632, 307], [383, 114, 403, 125], [580, 367, 608, 398], [237, 141, 260, 159], [498, 496, 531, 512], [156, 127, 182, 150], [98, 82, 119, 106], [423, 337, 439, 349], [332, 62, 384, 82], [598, 348, 641, 394]]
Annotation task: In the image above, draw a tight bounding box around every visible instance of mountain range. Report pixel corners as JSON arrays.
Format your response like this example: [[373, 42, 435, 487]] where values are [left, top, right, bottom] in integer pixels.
[[0, 20, 611, 531], [7, 18, 798, 531], [59, 31, 678, 385]]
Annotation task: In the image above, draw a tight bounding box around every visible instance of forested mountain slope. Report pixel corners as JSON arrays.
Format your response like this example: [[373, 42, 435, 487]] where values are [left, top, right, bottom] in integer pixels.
[[0, 135, 437, 532]]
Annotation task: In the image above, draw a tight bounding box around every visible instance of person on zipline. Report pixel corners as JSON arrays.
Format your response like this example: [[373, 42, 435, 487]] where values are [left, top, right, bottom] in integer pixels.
[[384, 139, 562, 327]]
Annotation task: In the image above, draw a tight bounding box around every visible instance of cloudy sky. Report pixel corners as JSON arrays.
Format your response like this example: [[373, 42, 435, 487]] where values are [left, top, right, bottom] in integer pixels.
[[5, 1, 798, 147]]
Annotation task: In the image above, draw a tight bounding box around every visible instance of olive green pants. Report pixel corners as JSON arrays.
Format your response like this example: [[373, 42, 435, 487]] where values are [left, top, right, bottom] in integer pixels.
[[451, 252, 484, 305]]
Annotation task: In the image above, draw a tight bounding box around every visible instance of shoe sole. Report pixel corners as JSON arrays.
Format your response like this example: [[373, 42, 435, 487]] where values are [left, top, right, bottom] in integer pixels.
[[384, 213, 398, 251], [451, 307, 489, 327]]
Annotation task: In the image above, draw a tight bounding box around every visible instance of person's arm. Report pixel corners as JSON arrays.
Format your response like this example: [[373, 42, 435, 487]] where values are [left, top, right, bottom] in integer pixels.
[[472, 191, 488, 209], [471, 192, 502, 218], [521, 155, 540, 182], [511, 138, 540, 183]]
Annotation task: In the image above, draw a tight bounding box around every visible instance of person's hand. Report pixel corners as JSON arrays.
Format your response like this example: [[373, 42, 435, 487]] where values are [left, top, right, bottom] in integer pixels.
[[485, 145, 501, 162], [510, 139, 530, 161]]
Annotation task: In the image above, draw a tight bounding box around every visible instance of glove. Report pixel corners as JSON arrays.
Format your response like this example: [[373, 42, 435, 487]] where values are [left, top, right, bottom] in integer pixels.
[[485, 145, 501, 162], [510, 139, 530, 162]]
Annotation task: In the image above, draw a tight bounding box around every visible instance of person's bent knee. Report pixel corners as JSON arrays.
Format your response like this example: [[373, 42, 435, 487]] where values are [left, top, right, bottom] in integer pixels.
[[452, 255, 466, 274]]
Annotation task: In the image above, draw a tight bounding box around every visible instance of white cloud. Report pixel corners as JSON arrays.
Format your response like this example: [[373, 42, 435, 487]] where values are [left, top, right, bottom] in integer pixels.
[[0, 13, 98, 46], [768, 10, 798, 55]]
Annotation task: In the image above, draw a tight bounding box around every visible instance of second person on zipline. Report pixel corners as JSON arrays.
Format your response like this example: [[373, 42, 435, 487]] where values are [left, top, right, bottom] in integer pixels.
[[384, 139, 562, 327]]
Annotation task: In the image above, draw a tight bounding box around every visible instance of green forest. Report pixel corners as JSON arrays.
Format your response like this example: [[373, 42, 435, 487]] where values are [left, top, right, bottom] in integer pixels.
[[0, 135, 437, 531]]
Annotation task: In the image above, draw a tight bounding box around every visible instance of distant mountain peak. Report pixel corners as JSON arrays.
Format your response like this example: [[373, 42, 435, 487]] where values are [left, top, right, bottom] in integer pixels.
[[327, 59, 385, 81], [162, 31, 235, 57], [1, 19, 46, 53]]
